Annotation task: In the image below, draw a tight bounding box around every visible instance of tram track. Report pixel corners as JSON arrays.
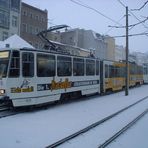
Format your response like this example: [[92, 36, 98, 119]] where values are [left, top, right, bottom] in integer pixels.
[[0, 103, 11, 112], [98, 108, 148, 148], [0, 107, 10, 112], [45, 96, 148, 148], [0, 105, 29, 119], [0, 104, 21, 118], [0, 110, 19, 118]]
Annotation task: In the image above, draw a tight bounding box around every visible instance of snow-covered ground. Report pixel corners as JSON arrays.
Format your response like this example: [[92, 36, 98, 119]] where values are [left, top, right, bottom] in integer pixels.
[[0, 85, 148, 148]]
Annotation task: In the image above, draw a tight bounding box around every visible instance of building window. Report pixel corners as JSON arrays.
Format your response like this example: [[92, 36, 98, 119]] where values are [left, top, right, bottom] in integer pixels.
[[0, 10, 9, 28], [35, 15, 39, 20], [2, 31, 8, 40], [30, 13, 33, 18], [22, 23, 27, 32], [0, 0, 10, 9], [12, 16, 18, 27], [41, 17, 44, 22], [28, 25, 33, 34], [35, 27, 39, 34], [11, 0, 20, 12], [23, 11, 27, 16]]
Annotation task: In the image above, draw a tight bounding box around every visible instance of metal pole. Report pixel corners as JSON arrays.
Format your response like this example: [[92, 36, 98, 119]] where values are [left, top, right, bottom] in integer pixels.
[[125, 6, 129, 96]]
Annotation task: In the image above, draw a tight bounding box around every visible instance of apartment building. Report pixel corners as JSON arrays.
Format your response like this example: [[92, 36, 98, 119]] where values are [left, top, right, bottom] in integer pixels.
[[0, 0, 21, 41], [105, 36, 115, 61], [48, 28, 110, 59], [115, 45, 126, 61], [20, 2, 48, 49]]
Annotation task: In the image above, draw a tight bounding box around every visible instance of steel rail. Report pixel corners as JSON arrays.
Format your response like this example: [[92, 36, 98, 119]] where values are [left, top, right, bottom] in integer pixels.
[[45, 96, 148, 148], [0, 107, 10, 112], [0, 108, 29, 119], [0, 104, 11, 112], [98, 108, 148, 148], [0, 111, 19, 118]]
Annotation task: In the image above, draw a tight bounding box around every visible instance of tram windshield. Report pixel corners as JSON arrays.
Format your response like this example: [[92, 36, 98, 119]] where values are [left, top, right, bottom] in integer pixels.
[[0, 51, 10, 78]]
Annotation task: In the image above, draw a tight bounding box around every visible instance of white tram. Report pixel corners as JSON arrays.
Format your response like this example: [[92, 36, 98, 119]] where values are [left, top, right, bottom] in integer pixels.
[[0, 48, 100, 107]]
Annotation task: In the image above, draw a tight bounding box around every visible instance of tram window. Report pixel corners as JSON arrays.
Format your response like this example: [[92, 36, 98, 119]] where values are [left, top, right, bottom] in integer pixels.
[[115, 67, 121, 77], [22, 52, 34, 77], [144, 67, 148, 74], [86, 59, 95, 76], [130, 64, 135, 75], [9, 51, 20, 77], [105, 64, 109, 78], [136, 66, 139, 75], [132, 64, 136, 75], [57, 56, 72, 76], [114, 66, 119, 77], [73, 58, 84, 76], [37, 54, 55, 77], [0, 51, 10, 78], [138, 66, 143, 75], [119, 67, 124, 77], [116, 67, 122, 77], [109, 65, 114, 78], [96, 60, 99, 75], [114, 67, 117, 77]]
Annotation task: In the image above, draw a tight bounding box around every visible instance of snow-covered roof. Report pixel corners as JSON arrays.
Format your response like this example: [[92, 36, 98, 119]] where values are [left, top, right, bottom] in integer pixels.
[[0, 34, 34, 49]]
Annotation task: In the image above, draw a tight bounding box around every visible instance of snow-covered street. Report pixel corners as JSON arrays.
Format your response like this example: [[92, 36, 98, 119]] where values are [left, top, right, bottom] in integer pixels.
[[0, 85, 148, 148]]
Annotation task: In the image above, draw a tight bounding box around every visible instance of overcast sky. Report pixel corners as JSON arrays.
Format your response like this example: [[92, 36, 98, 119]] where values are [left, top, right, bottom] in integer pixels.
[[22, 0, 148, 53]]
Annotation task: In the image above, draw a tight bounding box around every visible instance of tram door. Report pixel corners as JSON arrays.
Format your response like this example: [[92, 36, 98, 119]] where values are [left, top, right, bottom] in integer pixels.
[[7, 50, 35, 102]]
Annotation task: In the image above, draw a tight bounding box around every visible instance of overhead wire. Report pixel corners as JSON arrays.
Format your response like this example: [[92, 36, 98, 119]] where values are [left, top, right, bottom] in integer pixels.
[[113, 32, 148, 38], [70, 0, 123, 26], [116, 0, 126, 8], [70, 0, 148, 38], [108, 17, 148, 28], [129, 8, 148, 36], [131, 0, 148, 11], [70, 0, 127, 35], [105, 15, 125, 34], [116, 0, 148, 36]]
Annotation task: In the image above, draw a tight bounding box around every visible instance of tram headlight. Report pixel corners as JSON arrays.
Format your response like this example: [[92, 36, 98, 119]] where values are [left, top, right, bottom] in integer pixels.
[[0, 89, 5, 95]]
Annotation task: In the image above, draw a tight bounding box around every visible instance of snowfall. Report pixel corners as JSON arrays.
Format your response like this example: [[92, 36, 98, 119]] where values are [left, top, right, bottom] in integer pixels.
[[0, 85, 148, 148]]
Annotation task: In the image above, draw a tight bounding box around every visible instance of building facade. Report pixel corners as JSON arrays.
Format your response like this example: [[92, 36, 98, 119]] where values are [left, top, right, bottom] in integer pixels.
[[20, 2, 48, 49], [130, 52, 148, 65], [115, 45, 125, 61], [60, 29, 108, 59], [0, 0, 21, 41], [105, 36, 115, 61], [48, 28, 110, 59]]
